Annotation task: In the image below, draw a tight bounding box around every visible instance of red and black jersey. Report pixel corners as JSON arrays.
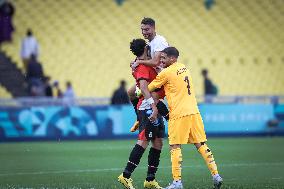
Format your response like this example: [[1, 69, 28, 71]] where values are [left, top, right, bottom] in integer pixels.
[[133, 64, 157, 86], [133, 64, 157, 108], [132, 64, 165, 108]]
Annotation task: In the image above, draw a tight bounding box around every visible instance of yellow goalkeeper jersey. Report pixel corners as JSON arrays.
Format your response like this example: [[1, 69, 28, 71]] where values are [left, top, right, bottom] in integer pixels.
[[148, 62, 200, 120]]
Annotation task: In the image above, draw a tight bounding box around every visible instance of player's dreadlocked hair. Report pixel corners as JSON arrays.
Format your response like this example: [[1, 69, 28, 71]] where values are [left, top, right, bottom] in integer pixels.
[[130, 39, 147, 57]]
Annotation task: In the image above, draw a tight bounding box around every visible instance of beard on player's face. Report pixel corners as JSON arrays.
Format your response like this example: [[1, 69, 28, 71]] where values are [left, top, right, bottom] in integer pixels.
[[161, 54, 175, 68], [142, 32, 153, 40], [141, 25, 155, 40]]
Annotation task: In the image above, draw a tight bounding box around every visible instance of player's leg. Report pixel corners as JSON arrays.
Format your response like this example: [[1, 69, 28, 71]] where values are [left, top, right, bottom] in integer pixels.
[[128, 84, 139, 132], [143, 137, 163, 189], [189, 114, 222, 189], [165, 117, 191, 189], [164, 144, 183, 189], [131, 90, 169, 133], [156, 100, 169, 121], [194, 142, 219, 176], [119, 110, 151, 189], [118, 140, 149, 189], [144, 112, 165, 189], [152, 91, 169, 121], [194, 142, 222, 189]]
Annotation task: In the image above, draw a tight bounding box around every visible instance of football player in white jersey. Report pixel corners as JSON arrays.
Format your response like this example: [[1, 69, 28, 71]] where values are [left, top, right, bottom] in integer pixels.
[[132, 17, 169, 72], [128, 17, 169, 133]]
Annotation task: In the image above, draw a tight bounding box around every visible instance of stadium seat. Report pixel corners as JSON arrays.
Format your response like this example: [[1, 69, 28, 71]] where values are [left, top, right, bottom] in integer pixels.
[[1, 0, 283, 97]]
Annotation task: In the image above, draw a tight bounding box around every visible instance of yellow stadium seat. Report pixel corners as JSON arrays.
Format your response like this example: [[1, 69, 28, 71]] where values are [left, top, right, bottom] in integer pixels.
[[1, 0, 283, 97]]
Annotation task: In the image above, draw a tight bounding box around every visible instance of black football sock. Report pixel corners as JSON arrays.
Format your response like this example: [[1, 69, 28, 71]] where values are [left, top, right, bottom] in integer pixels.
[[157, 100, 169, 121], [146, 147, 161, 181], [131, 98, 139, 120], [123, 144, 145, 178]]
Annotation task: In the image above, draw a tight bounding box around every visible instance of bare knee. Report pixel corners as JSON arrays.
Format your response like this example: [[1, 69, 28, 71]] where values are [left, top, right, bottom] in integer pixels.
[[194, 142, 205, 150], [137, 140, 149, 149], [170, 144, 181, 150], [151, 138, 163, 150]]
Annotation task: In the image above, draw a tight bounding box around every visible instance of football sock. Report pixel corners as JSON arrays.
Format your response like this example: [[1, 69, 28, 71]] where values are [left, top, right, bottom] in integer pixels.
[[146, 147, 161, 181], [123, 144, 145, 178], [171, 148, 182, 181], [131, 98, 139, 120], [157, 100, 169, 121], [198, 143, 219, 176]]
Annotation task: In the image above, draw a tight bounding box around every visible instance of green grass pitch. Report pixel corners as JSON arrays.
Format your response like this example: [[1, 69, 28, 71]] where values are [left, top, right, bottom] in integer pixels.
[[0, 137, 283, 189]]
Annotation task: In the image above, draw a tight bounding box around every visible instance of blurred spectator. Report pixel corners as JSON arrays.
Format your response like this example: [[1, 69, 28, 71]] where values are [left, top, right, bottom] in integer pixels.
[[63, 81, 75, 106], [0, 0, 15, 46], [204, 0, 215, 10], [26, 54, 44, 96], [201, 69, 218, 96], [111, 80, 130, 105], [26, 55, 43, 79], [53, 81, 63, 98], [115, 0, 125, 6], [63, 81, 75, 98], [44, 76, 53, 97], [20, 29, 39, 71]]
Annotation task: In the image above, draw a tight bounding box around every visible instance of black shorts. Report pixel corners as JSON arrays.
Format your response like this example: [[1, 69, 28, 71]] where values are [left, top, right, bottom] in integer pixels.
[[137, 109, 165, 141]]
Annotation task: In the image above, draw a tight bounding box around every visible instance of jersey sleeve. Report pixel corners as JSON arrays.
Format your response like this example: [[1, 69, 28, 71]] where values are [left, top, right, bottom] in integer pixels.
[[136, 65, 150, 81], [148, 69, 168, 91]]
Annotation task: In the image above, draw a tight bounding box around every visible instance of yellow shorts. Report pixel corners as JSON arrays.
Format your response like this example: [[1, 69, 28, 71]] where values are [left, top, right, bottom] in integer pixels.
[[168, 114, 207, 145]]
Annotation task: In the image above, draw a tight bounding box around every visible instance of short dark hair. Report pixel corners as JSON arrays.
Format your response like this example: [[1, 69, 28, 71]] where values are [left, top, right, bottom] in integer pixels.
[[162, 47, 179, 58], [130, 39, 147, 57], [141, 17, 155, 26], [27, 29, 32, 36], [120, 80, 126, 87], [201, 69, 208, 76], [66, 81, 71, 87]]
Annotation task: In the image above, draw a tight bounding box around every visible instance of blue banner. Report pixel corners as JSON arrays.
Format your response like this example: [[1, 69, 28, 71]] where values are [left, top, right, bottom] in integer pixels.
[[0, 104, 278, 141], [0, 105, 138, 140], [199, 104, 274, 134]]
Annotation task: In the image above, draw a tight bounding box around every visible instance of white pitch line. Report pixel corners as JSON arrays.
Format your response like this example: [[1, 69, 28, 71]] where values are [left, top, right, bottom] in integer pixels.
[[0, 162, 283, 177]]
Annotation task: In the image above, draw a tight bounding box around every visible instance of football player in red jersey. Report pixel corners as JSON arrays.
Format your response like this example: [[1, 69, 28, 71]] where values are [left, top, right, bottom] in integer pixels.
[[118, 39, 164, 189]]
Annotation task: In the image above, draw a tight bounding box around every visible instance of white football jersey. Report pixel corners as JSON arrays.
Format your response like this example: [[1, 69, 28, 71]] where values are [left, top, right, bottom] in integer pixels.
[[149, 34, 169, 58], [148, 34, 169, 73]]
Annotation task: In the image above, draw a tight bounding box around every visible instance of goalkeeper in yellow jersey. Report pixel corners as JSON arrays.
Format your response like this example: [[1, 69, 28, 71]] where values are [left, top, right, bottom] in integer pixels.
[[147, 47, 223, 189]]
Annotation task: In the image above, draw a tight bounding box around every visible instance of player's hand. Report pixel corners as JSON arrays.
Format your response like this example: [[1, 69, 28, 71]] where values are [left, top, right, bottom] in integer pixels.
[[149, 106, 158, 122], [131, 60, 140, 69]]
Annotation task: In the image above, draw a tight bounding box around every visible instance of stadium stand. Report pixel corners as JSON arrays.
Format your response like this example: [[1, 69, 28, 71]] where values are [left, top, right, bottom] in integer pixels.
[[1, 0, 283, 97]]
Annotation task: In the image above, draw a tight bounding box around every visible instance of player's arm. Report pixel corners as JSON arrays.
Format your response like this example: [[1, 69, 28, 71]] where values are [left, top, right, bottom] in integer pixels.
[[139, 79, 158, 121], [135, 38, 168, 68], [135, 51, 162, 67], [148, 70, 168, 92], [135, 70, 168, 98]]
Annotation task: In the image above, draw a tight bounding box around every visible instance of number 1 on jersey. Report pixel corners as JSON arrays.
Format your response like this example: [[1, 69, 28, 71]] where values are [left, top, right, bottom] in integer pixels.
[[184, 76, 191, 95]]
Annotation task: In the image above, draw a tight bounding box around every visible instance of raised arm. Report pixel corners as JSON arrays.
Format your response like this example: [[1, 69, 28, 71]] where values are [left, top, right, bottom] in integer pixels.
[[135, 51, 162, 67]]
